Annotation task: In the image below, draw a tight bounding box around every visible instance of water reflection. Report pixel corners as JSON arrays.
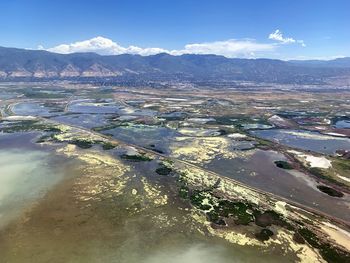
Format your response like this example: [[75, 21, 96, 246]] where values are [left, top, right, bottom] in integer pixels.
[[251, 129, 350, 154]]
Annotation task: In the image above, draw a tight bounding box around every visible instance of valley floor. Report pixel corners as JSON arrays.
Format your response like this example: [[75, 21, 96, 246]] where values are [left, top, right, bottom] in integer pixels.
[[0, 82, 349, 262]]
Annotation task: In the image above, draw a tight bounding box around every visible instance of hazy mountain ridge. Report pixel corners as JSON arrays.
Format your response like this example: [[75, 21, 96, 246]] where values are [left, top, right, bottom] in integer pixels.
[[0, 46, 350, 84]]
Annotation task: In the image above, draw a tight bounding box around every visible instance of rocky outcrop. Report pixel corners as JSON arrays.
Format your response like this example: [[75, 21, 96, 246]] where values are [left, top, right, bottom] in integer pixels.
[[8, 69, 32, 77], [59, 64, 81, 77], [81, 63, 122, 77]]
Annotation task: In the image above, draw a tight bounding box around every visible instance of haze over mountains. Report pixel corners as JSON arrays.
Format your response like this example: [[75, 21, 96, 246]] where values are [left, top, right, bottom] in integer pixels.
[[1, 46, 350, 85]]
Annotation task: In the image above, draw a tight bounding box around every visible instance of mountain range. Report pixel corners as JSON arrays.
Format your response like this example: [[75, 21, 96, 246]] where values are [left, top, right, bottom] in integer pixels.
[[1, 46, 350, 85]]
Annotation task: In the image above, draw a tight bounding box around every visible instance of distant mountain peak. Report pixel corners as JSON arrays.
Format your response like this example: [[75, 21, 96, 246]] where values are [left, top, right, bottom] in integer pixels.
[[0, 46, 349, 85]]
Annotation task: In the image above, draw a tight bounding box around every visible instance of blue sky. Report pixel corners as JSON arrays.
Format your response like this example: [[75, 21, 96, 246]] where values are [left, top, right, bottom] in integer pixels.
[[0, 0, 349, 60]]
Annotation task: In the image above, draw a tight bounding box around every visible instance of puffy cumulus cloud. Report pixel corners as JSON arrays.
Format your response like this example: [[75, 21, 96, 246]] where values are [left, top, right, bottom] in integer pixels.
[[47, 36, 168, 56], [269, 29, 295, 44], [43, 36, 275, 58], [269, 29, 306, 47], [43, 32, 305, 58]]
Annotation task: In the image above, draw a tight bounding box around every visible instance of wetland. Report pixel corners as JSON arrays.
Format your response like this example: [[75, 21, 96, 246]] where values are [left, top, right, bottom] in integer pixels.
[[0, 82, 349, 262]]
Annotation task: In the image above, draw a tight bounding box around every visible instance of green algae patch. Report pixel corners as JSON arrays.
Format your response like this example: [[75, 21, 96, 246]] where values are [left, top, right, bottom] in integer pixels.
[[50, 133, 117, 150], [189, 190, 214, 211], [179, 185, 189, 199], [274, 160, 293, 170], [120, 153, 153, 162], [69, 139, 94, 149], [155, 165, 173, 176], [67, 138, 117, 150], [254, 137, 273, 148], [187, 189, 256, 225], [317, 185, 344, 198], [36, 133, 56, 143], [0, 120, 63, 133], [215, 200, 255, 225], [102, 142, 116, 150]]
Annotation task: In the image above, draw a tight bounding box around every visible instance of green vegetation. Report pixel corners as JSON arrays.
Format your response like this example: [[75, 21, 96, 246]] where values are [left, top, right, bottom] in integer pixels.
[[307, 167, 347, 188], [298, 157, 350, 188], [120, 153, 152, 162], [67, 138, 116, 150], [254, 137, 273, 148], [333, 159, 350, 172], [299, 228, 350, 263], [155, 164, 172, 175], [216, 200, 254, 225], [164, 159, 174, 165], [317, 185, 343, 198], [274, 160, 293, 169], [208, 116, 236, 125], [309, 167, 325, 178], [187, 189, 255, 225], [179, 186, 189, 199], [93, 122, 124, 132], [189, 190, 214, 211], [102, 142, 116, 150], [178, 177, 295, 231], [23, 89, 68, 98], [0, 120, 62, 133], [69, 139, 93, 149], [332, 159, 350, 183], [0, 118, 118, 151], [36, 134, 56, 143]]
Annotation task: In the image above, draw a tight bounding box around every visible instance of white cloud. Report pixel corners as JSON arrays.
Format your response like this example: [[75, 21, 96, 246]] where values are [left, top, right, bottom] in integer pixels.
[[269, 29, 295, 44], [269, 29, 305, 47], [42, 31, 305, 58], [297, 40, 306, 47], [46, 36, 168, 56], [285, 55, 345, 61], [170, 39, 274, 57], [43, 36, 275, 58]]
